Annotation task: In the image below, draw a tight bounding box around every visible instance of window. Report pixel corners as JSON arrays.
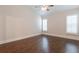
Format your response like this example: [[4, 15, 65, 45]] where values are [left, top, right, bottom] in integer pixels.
[[66, 14, 78, 34], [42, 19, 47, 32]]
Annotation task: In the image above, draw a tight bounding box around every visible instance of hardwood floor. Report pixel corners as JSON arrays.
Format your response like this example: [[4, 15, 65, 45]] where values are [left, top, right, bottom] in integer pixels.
[[0, 35, 79, 53]]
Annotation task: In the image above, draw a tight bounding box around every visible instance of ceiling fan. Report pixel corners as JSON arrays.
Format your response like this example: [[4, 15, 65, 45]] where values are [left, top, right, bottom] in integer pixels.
[[35, 5, 54, 11]]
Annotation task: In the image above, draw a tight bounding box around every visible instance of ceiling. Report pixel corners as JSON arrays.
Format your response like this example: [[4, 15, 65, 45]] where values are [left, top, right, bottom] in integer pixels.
[[52, 5, 79, 11], [33, 5, 79, 16]]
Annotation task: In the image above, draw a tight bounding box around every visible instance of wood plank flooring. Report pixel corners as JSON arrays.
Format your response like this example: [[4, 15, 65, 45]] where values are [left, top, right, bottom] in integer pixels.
[[0, 35, 79, 53]]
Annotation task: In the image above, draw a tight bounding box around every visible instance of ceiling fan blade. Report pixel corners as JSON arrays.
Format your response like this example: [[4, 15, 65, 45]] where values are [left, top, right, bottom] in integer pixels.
[[49, 5, 54, 7]]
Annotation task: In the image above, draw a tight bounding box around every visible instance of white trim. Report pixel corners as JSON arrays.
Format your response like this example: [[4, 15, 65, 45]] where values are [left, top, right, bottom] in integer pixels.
[[66, 33, 79, 36], [0, 33, 78, 44], [43, 33, 79, 40], [0, 33, 41, 44]]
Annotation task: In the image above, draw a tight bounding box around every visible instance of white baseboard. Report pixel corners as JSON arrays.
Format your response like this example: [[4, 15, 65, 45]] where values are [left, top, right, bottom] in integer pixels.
[[0, 33, 78, 44], [0, 33, 41, 44], [43, 33, 79, 40]]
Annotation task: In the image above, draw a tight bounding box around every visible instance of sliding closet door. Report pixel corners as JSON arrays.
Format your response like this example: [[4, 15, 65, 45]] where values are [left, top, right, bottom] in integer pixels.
[[6, 16, 16, 40], [6, 16, 28, 41], [0, 16, 5, 42]]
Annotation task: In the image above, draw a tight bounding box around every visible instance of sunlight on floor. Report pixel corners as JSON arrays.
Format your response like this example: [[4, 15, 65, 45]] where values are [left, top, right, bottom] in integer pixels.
[[65, 43, 78, 53], [42, 37, 49, 52]]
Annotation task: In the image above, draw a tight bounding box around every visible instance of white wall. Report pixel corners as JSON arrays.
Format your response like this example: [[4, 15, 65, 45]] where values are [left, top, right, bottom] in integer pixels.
[[1, 5, 79, 44], [47, 8, 79, 40], [0, 6, 41, 44]]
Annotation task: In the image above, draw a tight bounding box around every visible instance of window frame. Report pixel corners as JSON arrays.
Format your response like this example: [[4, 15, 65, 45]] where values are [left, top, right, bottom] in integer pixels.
[[42, 19, 48, 32], [66, 14, 78, 35]]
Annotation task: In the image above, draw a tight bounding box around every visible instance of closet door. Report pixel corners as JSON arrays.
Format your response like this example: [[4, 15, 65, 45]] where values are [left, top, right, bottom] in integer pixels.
[[0, 16, 5, 42], [5, 16, 25, 41], [6, 16, 16, 40]]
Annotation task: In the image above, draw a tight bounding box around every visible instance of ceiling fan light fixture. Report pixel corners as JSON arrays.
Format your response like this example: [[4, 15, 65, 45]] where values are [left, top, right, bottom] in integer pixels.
[[41, 5, 48, 11], [41, 7, 47, 11]]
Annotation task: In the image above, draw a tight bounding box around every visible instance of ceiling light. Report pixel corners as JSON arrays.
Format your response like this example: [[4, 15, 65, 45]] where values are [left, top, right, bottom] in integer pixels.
[[41, 5, 48, 11]]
